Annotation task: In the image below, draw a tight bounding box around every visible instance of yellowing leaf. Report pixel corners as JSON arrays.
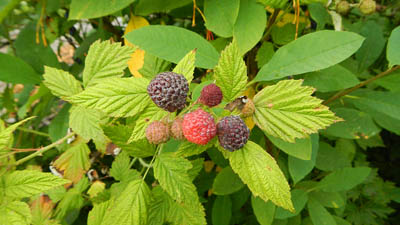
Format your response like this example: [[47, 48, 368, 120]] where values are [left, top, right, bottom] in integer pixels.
[[53, 142, 91, 183], [88, 181, 106, 198], [124, 15, 150, 78], [265, 7, 310, 27]]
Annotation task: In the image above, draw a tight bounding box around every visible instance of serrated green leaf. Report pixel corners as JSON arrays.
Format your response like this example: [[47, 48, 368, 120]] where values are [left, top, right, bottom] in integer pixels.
[[101, 180, 151, 225], [147, 187, 173, 225], [215, 40, 248, 101], [213, 166, 245, 195], [233, 0, 267, 55], [43, 66, 82, 98], [138, 53, 171, 80], [88, 200, 110, 225], [174, 140, 214, 157], [173, 49, 196, 83], [317, 167, 371, 192], [0, 201, 31, 225], [0, 117, 34, 152], [53, 142, 91, 183], [387, 26, 400, 67], [2, 170, 70, 198], [275, 189, 308, 219], [128, 102, 169, 143], [212, 196, 232, 225], [69, 105, 105, 142], [154, 153, 198, 203], [229, 141, 294, 211], [68, 77, 151, 118], [125, 25, 219, 69], [204, 0, 239, 38], [253, 79, 340, 142], [254, 30, 364, 81], [110, 151, 140, 182], [167, 199, 207, 225], [307, 197, 336, 225], [251, 196, 275, 225], [83, 40, 134, 87]]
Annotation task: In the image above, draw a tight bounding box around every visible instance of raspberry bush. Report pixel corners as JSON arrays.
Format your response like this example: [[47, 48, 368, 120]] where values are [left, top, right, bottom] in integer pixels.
[[1, 1, 400, 225]]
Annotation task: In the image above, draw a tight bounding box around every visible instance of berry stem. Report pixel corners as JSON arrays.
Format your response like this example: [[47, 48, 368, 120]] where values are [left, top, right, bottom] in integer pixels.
[[142, 144, 163, 180]]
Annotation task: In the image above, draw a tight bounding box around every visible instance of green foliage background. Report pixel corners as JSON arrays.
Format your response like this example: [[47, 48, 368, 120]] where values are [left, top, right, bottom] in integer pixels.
[[0, 0, 400, 225]]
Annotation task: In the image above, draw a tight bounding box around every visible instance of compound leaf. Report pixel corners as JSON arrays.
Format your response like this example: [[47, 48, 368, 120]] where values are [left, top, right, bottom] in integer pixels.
[[173, 49, 196, 84], [43, 66, 82, 98]]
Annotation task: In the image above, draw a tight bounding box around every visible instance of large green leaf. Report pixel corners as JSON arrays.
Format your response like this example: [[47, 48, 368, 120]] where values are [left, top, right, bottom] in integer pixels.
[[88, 201, 110, 225], [0, 201, 31, 225], [204, 0, 240, 38], [251, 196, 275, 225], [307, 197, 336, 225], [375, 71, 400, 92], [43, 66, 83, 98], [268, 135, 312, 160], [257, 0, 286, 8], [110, 151, 140, 182], [215, 40, 248, 101], [253, 79, 340, 142], [288, 134, 319, 184], [83, 40, 134, 87], [254, 30, 364, 81], [68, 77, 151, 118], [229, 141, 294, 211], [147, 187, 172, 225], [103, 125, 156, 158], [212, 166, 245, 195], [69, 105, 104, 142], [387, 26, 400, 67], [173, 49, 196, 84], [125, 25, 219, 69], [1, 170, 69, 198], [69, 0, 135, 19], [49, 104, 70, 150], [233, 0, 267, 55], [101, 180, 151, 225], [154, 153, 198, 203], [303, 65, 359, 92], [134, 0, 192, 16], [212, 196, 232, 225], [0, 53, 41, 84], [317, 167, 371, 192], [310, 191, 345, 208], [355, 21, 385, 72]]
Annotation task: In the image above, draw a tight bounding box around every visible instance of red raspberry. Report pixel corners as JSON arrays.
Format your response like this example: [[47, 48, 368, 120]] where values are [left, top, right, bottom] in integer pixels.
[[170, 117, 185, 140], [145, 121, 170, 144], [182, 109, 216, 145], [198, 84, 223, 107]]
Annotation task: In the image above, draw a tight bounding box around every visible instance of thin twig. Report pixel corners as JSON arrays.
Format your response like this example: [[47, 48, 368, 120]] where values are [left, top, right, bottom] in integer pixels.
[[142, 144, 163, 180], [14, 132, 75, 166], [323, 65, 400, 105]]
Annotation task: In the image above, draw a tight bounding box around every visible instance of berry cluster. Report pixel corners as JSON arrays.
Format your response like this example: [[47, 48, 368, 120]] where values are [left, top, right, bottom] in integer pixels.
[[146, 72, 250, 151]]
